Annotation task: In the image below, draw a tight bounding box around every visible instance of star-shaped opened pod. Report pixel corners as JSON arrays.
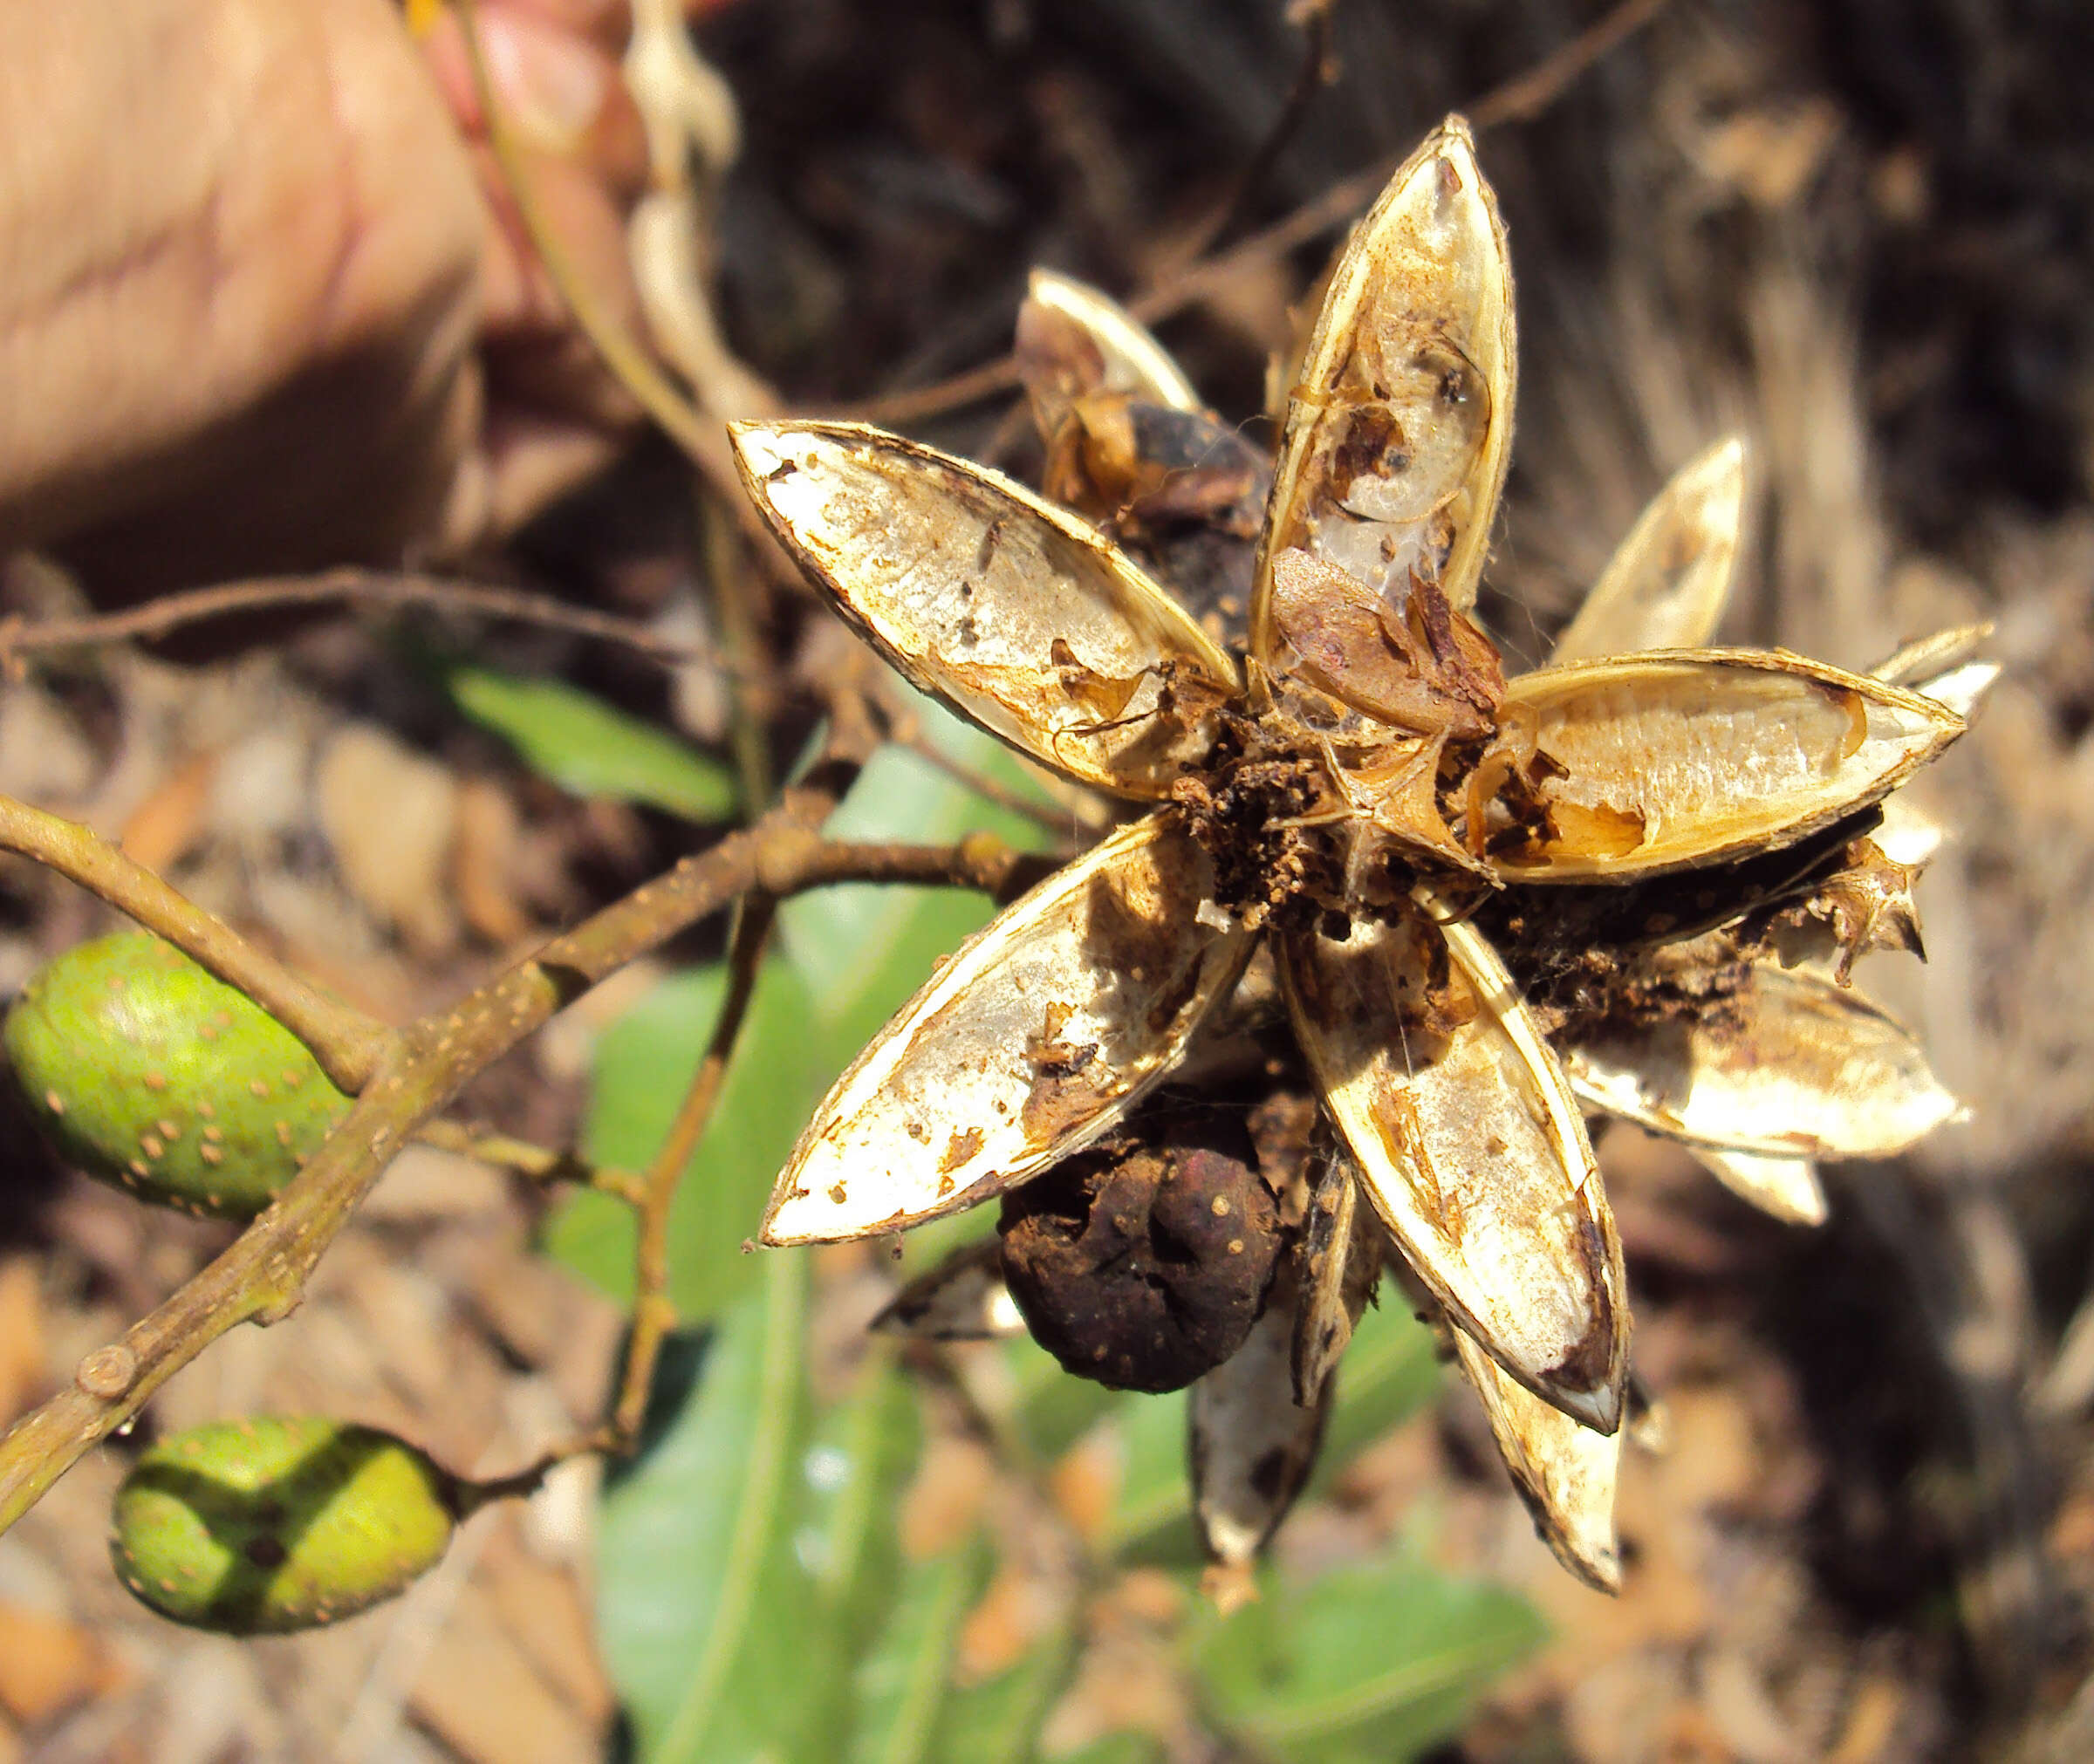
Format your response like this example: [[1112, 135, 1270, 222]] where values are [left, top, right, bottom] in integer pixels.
[[728, 117, 1974, 1585]]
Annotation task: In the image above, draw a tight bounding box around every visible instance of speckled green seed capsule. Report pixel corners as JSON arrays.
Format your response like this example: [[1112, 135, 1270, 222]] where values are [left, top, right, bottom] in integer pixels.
[[3, 933, 349, 1219], [110, 1416, 462, 1633]]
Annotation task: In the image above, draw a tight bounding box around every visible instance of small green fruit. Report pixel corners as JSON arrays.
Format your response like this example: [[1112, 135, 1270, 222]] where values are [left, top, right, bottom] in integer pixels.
[[110, 1416, 461, 1632], [4, 932, 349, 1219]]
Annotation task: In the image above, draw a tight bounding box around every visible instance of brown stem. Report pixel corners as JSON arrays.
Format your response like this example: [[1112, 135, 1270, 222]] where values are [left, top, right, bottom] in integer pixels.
[[606, 893, 777, 1452], [854, 0, 1672, 428], [0, 568, 708, 667], [0, 739, 1066, 1533], [414, 1120, 650, 1207], [0, 795, 391, 1094]]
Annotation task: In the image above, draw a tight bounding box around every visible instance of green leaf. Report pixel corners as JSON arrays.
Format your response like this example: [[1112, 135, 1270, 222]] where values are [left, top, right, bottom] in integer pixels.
[[1194, 1555, 1545, 1761], [448, 663, 737, 820], [1310, 1292, 1444, 1480], [597, 1255, 831, 1764], [927, 1620, 1078, 1764], [1100, 1391, 1191, 1557], [546, 957, 825, 1323], [845, 1536, 990, 1764]]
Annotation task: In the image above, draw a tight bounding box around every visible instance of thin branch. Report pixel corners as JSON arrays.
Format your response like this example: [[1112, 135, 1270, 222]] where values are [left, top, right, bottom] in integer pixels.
[[0, 568, 710, 667], [603, 893, 776, 1453], [0, 751, 1075, 1532], [1170, 0, 1339, 269], [885, 721, 1090, 843], [0, 796, 391, 1094], [414, 1120, 649, 1207], [854, 0, 1672, 427]]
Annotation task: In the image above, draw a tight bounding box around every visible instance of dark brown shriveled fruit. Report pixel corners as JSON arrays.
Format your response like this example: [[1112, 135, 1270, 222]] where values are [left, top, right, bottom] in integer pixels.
[[997, 1108, 1281, 1392]]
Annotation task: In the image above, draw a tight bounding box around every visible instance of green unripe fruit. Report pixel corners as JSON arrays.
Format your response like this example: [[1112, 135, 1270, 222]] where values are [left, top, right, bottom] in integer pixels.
[[110, 1416, 462, 1633], [4, 932, 349, 1219]]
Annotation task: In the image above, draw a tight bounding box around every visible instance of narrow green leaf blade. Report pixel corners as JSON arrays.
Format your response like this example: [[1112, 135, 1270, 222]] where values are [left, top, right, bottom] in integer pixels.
[[845, 1537, 990, 1764], [1194, 1555, 1545, 1760], [448, 663, 737, 820], [598, 1256, 833, 1764]]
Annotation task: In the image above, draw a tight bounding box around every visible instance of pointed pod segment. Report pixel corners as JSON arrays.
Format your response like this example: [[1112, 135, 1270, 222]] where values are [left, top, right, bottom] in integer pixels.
[[1191, 1262, 1327, 1569], [731, 421, 1241, 798], [1549, 437, 1746, 665], [1492, 651, 1966, 881], [763, 813, 1255, 1246], [1686, 1144, 1828, 1227], [1564, 966, 1957, 1160], [869, 1240, 1026, 1341], [1281, 907, 1627, 1432], [1291, 1152, 1372, 1407], [1024, 269, 1202, 413], [1449, 1326, 1622, 1594], [1255, 116, 1515, 658]]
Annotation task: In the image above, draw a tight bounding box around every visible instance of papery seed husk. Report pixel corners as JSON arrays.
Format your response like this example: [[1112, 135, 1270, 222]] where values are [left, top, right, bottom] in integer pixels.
[[763, 812, 1254, 1246], [1449, 1325, 1622, 1594], [1254, 115, 1514, 659], [1548, 437, 1745, 666], [1872, 796, 1945, 870], [1291, 1151, 1370, 1407], [1491, 650, 1965, 882], [1868, 622, 1994, 688], [1868, 623, 2000, 722], [1686, 1144, 1828, 1227], [1282, 904, 1627, 1433], [870, 1240, 1025, 1341], [731, 421, 1240, 799], [1190, 1259, 1325, 1569], [1024, 269, 1201, 413], [1564, 964, 1957, 1160]]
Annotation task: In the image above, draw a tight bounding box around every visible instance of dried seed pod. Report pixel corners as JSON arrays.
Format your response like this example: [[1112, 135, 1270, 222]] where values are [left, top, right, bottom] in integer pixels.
[[1022, 269, 1201, 413], [1491, 652, 1966, 881], [1564, 964, 1957, 1160], [1283, 904, 1627, 1433], [1256, 116, 1514, 645], [1291, 1150, 1379, 1407], [5, 933, 349, 1220], [1448, 1325, 1622, 1594], [110, 1417, 460, 1633], [763, 813, 1253, 1246], [1190, 1257, 1327, 1572], [1686, 1144, 1827, 1227], [997, 1108, 1281, 1393], [869, 1240, 1025, 1342], [1548, 437, 1746, 665], [1869, 622, 1997, 703], [730, 421, 1239, 799]]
